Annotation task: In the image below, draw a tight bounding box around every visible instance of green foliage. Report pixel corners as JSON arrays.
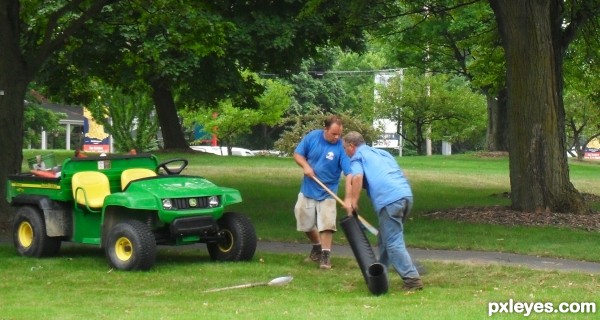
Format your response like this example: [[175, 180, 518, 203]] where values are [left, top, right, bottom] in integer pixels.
[[39, 1, 234, 105], [370, 1, 502, 86], [86, 82, 159, 152], [254, 77, 294, 126], [31, 1, 371, 150], [183, 74, 293, 149], [563, 89, 600, 158], [190, 100, 261, 150], [286, 52, 349, 115], [563, 36, 600, 157], [375, 70, 486, 154], [333, 48, 387, 116], [22, 92, 66, 149], [117, 1, 232, 83]]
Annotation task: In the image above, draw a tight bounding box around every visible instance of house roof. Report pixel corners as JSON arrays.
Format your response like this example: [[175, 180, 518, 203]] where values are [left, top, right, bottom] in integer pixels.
[[29, 90, 84, 124], [42, 103, 85, 124]]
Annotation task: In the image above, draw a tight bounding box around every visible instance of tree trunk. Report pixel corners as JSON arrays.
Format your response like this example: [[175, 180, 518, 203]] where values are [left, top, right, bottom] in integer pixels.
[[0, 1, 30, 226], [1, 0, 118, 236], [415, 121, 426, 155], [489, 0, 588, 214], [486, 88, 509, 151], [0, 78, 28, 229], [150, 80, 189, 150]]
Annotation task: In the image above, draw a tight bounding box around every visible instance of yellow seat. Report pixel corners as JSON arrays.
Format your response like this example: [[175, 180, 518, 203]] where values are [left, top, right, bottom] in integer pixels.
[[121, 168, 157, 190], [72, 171, 111, 210]]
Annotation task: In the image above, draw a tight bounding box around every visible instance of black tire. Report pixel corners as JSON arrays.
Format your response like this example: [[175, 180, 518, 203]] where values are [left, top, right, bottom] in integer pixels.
[[105, 220, 156, 271], [12, 206, 61, 257], [207, 212, 257, 261]]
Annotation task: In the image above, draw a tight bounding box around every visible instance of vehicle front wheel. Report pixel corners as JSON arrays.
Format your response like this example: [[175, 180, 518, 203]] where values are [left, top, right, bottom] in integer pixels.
[[105, 220, 156, 271], [13, 206, 61, 257], [207, 212, 257, 261]]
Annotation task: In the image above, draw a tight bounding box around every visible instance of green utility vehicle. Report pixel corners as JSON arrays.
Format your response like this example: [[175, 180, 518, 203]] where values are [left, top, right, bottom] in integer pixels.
[[6, 153, 257, 270]]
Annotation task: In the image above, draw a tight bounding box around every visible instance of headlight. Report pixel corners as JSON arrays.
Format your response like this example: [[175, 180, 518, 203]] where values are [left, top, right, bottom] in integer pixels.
[[208, 196, 219, 208], [162, 198, 173, 209]]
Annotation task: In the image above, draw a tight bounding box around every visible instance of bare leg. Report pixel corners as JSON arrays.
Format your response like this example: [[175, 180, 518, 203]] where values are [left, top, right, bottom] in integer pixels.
[[306, 229, 320, 245], [320, 230, 333, 250]]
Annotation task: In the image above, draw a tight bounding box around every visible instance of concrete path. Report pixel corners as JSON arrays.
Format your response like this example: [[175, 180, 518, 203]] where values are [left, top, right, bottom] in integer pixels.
[[256, 241, 600, 274]]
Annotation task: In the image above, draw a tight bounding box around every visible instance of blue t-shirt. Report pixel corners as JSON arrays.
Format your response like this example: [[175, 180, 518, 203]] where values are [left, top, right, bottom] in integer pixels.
[[294, 129, 352, 201], [349, 144, 412, 213]]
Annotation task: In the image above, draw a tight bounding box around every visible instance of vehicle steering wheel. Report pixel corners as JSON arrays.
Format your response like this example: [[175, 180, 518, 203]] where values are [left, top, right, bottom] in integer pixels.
[[157, 158, 188, 175]]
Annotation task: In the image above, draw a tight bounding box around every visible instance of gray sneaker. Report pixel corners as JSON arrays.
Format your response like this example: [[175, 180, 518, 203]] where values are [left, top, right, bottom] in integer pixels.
[[319, 250, 331, 269], [402, 277, 424, 291], [309, 244, 322, 262]]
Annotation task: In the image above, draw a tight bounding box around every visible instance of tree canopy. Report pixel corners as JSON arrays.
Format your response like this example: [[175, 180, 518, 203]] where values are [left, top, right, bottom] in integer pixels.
[[376, 70, 486, 154], [37, 0, 366, 149]]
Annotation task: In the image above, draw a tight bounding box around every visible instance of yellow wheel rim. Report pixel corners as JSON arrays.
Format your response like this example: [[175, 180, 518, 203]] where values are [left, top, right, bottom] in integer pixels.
[[218, 230, 234, 253], [115, 237, 133, 261], [18, 222, 33, 248]]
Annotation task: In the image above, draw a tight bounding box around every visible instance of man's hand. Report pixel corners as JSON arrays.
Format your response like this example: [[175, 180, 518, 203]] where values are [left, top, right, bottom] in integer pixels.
[[303, 166, 315, 178], [294, 153, 314, 178], [343, 197, 354, 216], [344, 198, 354, 216]]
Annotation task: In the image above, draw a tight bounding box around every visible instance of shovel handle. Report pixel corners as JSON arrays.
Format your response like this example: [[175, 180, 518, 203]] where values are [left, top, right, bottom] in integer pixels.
[[311, 176, 379, 236]]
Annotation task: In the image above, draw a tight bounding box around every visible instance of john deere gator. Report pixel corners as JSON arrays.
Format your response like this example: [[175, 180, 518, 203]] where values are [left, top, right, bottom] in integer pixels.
[[5, 153, 257, 270]]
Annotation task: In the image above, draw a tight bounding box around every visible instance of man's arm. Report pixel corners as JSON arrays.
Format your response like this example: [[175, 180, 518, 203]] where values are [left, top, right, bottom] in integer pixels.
[[350, 174, 364, 210], [293, 152, 314, 178], [342, 173, 353, 214]]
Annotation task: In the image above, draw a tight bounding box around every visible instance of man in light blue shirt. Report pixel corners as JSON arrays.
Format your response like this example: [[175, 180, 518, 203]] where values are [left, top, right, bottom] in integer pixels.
[[294, 115, 353, 269], [343, 131, 423, 291]]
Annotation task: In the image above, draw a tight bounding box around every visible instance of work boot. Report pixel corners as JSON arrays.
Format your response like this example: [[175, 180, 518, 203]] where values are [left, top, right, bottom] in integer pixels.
[[402, 277, 424, 291], [319, 250, 331, 269], [309, 244, 322, 262]]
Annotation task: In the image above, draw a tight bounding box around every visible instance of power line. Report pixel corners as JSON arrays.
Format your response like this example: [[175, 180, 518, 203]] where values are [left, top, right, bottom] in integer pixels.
[[309, 68, 403, 75], [261, 68, 404, 78]]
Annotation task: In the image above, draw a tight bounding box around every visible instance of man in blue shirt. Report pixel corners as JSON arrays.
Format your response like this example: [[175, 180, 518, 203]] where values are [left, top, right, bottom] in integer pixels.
[[294, 115, 353, 269], [343, 131, 423, 291]]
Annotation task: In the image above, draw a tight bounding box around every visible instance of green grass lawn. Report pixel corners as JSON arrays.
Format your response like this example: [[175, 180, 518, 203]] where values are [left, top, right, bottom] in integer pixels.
[[1, 244, 598, 319], [6, 150, 598, 319]]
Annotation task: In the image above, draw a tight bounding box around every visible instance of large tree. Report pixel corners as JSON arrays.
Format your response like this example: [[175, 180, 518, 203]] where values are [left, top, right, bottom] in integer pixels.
[[0, 0, 117, 222], [488, 0, 597, 213]]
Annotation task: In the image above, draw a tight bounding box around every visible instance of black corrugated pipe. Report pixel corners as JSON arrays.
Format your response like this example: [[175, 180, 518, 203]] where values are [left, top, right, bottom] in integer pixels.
[[340, 214, 388, 295]]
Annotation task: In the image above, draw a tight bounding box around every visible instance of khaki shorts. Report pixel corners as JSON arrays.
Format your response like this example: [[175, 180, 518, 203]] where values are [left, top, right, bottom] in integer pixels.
[[294, 193, 337, 232]]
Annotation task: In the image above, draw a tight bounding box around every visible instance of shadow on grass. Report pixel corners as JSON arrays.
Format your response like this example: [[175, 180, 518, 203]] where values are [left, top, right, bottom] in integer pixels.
[[54, 243, 222, 267]]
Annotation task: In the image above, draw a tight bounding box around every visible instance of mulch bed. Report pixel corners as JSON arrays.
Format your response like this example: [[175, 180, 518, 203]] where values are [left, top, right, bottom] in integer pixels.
[[423, 193, 600, 232], [423, 206, 600, 232]]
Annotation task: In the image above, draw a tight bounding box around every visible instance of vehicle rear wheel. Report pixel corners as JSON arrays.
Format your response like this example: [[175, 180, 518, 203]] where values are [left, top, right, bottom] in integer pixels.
[[105, 220, 156, 271], [12, 206, 61, 257], [207, 212, 257, 261]]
